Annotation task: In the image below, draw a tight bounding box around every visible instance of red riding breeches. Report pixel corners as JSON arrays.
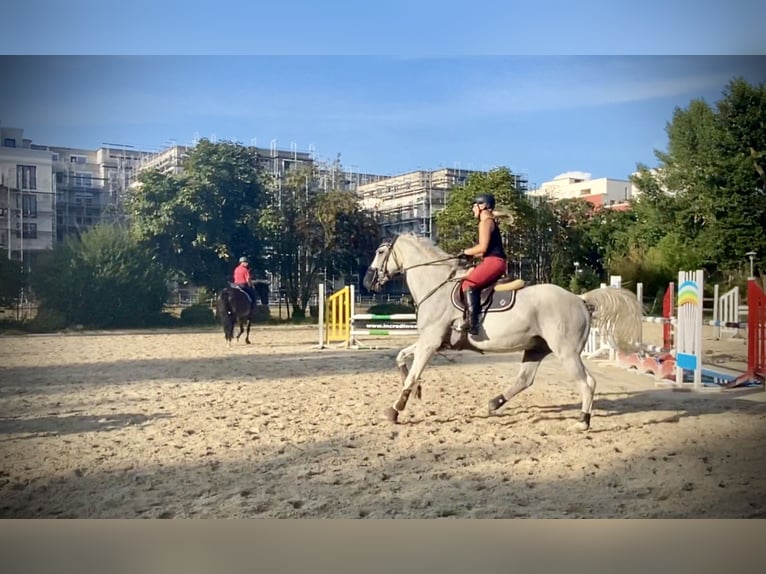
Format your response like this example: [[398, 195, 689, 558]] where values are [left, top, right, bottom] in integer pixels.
[[461, 256, 506, 292]]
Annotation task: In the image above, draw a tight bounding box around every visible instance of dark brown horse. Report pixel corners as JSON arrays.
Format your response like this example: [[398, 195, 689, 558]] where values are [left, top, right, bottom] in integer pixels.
[[216, 284, 269, 345]]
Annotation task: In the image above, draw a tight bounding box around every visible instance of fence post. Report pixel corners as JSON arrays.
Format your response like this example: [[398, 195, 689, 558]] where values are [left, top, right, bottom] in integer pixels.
[[713, 284, 719, 340], [317, 283, 325, 348], [348, 284, 355, 348]]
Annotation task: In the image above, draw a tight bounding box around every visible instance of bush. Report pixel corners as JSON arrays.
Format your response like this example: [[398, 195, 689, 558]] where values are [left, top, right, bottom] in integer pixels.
[[30, 225, 169, 329], [0, 258, 25, 307], [180, 304, 216, 326], [569, 268, 602, 294], [600, 250, 679, 315], [26, 307, 68, 333], [146, 312, 181, 328], [252, 305, 271, 323], [0, 317, 27, 334]]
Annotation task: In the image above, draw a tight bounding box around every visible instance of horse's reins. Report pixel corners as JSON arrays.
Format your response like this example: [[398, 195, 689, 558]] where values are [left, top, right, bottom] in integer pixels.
[[380, 237, 466, 311]]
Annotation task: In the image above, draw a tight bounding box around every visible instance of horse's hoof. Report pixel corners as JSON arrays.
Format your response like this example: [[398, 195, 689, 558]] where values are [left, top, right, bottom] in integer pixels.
[[383, 407, 399, 423], [488, 394, 507, 412], [572, 412, 591, 432]]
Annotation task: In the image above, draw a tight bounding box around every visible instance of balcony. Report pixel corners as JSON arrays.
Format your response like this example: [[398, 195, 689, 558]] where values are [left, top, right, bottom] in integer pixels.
[[0, 207, 56, 220]]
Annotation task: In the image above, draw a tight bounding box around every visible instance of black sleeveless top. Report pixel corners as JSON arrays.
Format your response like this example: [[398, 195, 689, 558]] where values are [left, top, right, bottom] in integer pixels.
[[484, 220, 506, 259]]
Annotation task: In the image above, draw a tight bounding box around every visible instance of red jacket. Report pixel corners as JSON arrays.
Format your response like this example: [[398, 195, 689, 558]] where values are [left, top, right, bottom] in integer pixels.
[[233, 263, 251, 284]]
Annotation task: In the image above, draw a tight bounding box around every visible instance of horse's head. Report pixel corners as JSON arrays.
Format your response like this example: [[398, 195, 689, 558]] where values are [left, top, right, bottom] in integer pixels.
[[363, 236, 402, 292]]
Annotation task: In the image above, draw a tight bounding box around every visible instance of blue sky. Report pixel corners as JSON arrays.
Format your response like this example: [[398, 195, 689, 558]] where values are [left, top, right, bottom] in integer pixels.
[[1, 1, 764, 185], [2, 56, 763, 185], [2, 0, 764, 56]]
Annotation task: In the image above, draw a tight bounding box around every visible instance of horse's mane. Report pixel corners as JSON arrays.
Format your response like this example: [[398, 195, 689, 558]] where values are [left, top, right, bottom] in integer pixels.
[[396, 233, 451, 260]]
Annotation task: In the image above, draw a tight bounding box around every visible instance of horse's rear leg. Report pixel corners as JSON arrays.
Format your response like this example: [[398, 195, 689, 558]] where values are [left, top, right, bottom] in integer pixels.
[[384, 338, 439, 423], [560, 353, 597, 432], [488, 341, 550, 414], [244, 320, 252, 344], [223, 314, 234, 346]]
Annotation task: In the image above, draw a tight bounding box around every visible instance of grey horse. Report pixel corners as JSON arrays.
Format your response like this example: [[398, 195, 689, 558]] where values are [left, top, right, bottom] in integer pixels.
[[363, 233, 642, 431]]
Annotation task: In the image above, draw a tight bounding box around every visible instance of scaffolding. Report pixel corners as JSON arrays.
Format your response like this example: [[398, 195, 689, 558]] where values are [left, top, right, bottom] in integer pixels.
[[357, 167, 484, 240]]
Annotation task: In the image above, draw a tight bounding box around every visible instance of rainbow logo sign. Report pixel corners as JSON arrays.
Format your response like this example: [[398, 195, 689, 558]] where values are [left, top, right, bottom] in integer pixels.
[[677, 280, 700, 308]]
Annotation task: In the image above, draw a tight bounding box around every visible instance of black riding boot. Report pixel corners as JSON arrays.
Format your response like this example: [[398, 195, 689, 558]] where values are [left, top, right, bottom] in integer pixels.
[[461, 288, 482, 335]]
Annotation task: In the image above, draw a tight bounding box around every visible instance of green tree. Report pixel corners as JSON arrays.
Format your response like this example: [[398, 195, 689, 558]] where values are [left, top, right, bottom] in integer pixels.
[[519, 196, 558, 284], [632, 77, 766, 279], [435, 166, 529, 257], [546, 198, 604, 286], [435, 169, 603, 285], [31, 225, 169, 328], [582, 205, 636, 275], [127, 139, 270, 290], [260, 163, 380, 318]]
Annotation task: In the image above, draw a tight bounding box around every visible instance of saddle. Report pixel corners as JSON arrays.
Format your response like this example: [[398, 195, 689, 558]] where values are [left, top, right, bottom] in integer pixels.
[[451, 275, 526, 314], [231, 284, 253, 304]]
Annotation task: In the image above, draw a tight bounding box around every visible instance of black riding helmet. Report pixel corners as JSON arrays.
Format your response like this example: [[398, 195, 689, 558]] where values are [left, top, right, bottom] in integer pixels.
[[473, 193, 496, 209]]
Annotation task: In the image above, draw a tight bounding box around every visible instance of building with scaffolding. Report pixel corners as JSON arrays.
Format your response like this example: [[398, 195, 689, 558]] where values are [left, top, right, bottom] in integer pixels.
[[4, 127, 492, 264], [356, 167, 529, 240], [50, 144, 154, 241], [130, 140, 388, 194], [134, 144, 188, 177]]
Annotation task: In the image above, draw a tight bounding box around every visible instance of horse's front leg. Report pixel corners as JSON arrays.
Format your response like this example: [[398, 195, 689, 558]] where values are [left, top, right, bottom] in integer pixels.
[[235, 320, 245, 342], [395, 342, 419, 397], [384, 336, 441, 423]]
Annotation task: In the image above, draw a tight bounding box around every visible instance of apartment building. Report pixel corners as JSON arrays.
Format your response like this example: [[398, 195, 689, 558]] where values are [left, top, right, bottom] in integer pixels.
[[0, 127, 56, 261], [527, 172, 634, 210], [1, 126, 430, 262], [135, 145, 188, 177], [131, 141, 387, 194], [356, 168, 529, 240]]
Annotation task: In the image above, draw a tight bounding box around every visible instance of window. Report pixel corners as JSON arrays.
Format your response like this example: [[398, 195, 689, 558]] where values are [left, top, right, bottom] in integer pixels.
[[70, 155, 87, 164], [17, 165, 37, 190], [17, 194, 37, 217], [74, 172, 92, 187], [74, 192, 93, 206], [4, 138, 16, 147], [19, 223, 37, 239], [56, 171, 65, 184]]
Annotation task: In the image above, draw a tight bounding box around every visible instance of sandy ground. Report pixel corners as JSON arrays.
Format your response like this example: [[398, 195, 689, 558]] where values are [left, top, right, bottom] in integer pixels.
[[0, 322, 764, 518]]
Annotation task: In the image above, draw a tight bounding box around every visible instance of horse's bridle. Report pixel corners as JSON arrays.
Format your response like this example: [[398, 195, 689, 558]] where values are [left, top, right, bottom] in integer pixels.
[[372, 234, 462, 310], [375, 235, 401, 285]]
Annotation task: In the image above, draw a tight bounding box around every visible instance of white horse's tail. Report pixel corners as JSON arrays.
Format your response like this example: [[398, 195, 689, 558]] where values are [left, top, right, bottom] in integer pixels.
[[580, 287, 643, 353]]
